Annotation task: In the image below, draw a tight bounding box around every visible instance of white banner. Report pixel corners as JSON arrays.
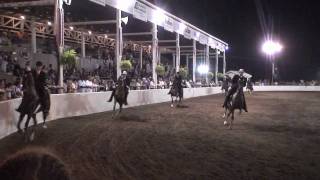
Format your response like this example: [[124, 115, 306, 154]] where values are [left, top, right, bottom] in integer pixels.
[[164, 16, 174, 32], [89, 0, 105, 6], [199, 34, 208, 45], [183, 27, 192, 39], [133, 1, 147, 22]]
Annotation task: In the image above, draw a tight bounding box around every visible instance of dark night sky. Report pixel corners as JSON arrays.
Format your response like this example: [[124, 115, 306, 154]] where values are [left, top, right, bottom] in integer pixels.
[[150, 0, 320, 81]]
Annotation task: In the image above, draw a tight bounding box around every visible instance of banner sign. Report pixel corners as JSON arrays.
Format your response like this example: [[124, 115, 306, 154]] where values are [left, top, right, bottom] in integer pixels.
[[164, 16, 174, 32], [89, 0, 105, 6], [199, 34, 208, 45], [133, 1, 147, 22], [183, 27, 192, 39]]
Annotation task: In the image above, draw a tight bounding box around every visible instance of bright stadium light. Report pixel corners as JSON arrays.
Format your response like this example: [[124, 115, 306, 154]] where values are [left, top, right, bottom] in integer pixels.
[[104, 34, 108, 38], [47, 21, 52, 26], [20, 15, 25, 20], [197, 64, 209, 74], [261, 39, 283, 84], [88, 30, 92, 35], [262, 40, 283, 56], [69, 26, 74, 31]]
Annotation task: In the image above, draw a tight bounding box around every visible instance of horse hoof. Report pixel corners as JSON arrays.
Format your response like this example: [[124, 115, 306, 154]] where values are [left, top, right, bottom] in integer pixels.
[[30, 132, 35, 141], [170, 104, 174, 108], [222, 114, 226, 119]]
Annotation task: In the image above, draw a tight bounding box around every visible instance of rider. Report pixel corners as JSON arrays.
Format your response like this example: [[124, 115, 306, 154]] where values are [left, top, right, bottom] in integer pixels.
[[223, 69, 248, 112], [108, 71, 130, 105], [33, 61, 51, 127], [172, 71, 183, 98]]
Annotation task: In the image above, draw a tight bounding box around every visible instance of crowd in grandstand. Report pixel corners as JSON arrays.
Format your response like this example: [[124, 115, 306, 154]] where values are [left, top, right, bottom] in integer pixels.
[[0, 30, 319, 102]]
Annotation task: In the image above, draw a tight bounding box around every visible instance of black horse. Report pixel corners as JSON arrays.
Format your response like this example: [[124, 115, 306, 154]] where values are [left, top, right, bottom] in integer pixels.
[[112, 79, 126, 117], [223, 86, 247, 130], [16, 71, 39, 141], [168, 85, 183, 107]]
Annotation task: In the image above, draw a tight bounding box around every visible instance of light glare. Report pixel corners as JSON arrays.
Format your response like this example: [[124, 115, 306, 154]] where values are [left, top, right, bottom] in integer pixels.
[[197, 64, 209, 74], [262, 40, 283, 56]]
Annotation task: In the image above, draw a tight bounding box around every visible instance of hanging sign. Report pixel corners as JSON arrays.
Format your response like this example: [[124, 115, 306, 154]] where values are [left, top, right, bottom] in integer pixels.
[[164, 16, 174, 32], [89, 0, 105, 6], [133, 1, 148, 22], [199, 34, 208, 45], [183, 27, 192, 39]]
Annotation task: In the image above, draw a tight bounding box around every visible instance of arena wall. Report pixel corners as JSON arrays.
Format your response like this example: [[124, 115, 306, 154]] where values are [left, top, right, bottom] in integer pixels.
[[1, 86, 320, 139]]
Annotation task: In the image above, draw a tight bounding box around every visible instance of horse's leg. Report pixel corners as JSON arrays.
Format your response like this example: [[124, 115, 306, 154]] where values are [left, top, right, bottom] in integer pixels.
[[17, 114, 25, 133], [171, 96, 174, 108], [229, 110, 234, 130], [42, 111, 48, 129], [29, 114, 37, 141], [119, 103, 122, 113], [112, 100, 116, 118], [222, 108, 227, 118], [24, 114, 32, 142]]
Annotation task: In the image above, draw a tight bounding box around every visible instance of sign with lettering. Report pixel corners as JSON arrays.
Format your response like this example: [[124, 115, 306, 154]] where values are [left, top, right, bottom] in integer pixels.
[[164, 16, 174, 32], [133, 1, 147, 22]]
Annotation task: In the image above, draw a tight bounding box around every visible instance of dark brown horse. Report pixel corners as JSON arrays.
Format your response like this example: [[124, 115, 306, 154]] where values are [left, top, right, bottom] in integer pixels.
[[112, 79, 126, 117], [223, 87, 246, 129], [16, 71, 39, 141], [168, 85, 183, 108]]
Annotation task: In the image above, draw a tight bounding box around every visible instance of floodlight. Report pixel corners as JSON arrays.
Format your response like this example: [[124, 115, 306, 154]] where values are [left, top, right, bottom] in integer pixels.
[[197, 64, 209, 74], [262, 40, 283, 56]]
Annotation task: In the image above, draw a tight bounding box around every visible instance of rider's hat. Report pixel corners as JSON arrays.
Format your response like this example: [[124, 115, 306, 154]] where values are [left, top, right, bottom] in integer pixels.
[[122, 71, 128, 75]]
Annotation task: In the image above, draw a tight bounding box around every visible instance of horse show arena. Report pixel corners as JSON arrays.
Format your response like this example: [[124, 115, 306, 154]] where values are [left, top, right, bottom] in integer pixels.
[[1, 92, 320, 180]]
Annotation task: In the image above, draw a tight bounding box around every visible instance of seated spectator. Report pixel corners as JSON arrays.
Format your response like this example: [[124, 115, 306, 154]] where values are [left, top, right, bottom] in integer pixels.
[[0, 79, 6, 101]]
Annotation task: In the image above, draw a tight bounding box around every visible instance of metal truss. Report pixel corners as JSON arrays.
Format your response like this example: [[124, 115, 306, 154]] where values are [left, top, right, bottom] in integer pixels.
[[0, 15, 149, 53]]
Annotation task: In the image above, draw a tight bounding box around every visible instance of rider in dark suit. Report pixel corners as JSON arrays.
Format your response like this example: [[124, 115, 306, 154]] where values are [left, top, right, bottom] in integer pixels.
[[223, 69, 248, 112], [173, 72, 183, 98], [32, 61, 51, 127], [108, 71, 130, 105]]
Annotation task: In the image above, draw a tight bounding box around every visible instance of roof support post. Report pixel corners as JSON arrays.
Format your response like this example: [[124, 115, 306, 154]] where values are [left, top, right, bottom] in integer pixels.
[[81, 33, 86, 58], [205, 45, 210, 84], [223, 50, 226, 75], [116, 9, 122, 78], [152, 23, 158, 85], [31, 20, 37, 54], [54, 0, 64, 88], [140, 46, 143, 70], [176, 33, 180, 72], [215, 49, 219, 85], [192, 40, 196, 82]]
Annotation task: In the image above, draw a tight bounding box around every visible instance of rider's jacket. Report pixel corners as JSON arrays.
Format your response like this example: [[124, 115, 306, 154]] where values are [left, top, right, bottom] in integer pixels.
[[239, 76, 247, 88]]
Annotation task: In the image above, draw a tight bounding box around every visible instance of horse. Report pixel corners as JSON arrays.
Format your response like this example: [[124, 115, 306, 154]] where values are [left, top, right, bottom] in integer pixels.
[[168, 85, 183, 107], [16, 72, 39, 142], [112, 80, 126, 117], [222, 87, 246, 130]]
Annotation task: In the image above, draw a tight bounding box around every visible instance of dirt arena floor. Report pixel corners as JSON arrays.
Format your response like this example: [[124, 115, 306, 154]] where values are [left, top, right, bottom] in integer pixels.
[[1, 92, 320, 180]]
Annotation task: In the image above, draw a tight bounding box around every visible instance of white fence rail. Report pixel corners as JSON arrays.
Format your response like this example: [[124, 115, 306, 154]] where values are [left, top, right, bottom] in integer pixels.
[[1, 86, 320, 139]]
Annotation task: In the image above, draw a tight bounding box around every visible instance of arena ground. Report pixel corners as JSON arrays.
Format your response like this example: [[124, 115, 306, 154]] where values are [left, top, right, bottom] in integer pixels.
[[0, 92, 320, 180]]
